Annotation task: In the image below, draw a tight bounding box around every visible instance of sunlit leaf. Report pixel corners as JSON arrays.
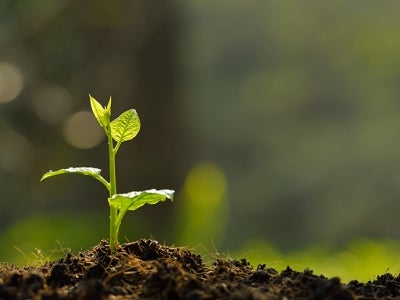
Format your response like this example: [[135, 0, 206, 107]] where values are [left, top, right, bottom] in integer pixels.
[[106, 96, 112, 112], [110, 109, 140, 143], [41, 167, 109, 190], [109, 189, 174, 212], [89, 95, 110, 129]]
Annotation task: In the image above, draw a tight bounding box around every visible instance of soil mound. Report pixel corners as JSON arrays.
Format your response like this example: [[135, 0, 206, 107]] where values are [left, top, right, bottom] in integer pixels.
[[0, 239, 397, 299]]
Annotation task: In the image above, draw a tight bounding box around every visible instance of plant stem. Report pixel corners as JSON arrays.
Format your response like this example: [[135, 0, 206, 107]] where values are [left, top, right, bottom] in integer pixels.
[[107, 124, 118, 251]]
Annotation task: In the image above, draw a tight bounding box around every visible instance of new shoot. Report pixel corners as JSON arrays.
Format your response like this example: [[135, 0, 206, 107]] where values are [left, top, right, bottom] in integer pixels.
[[41, 95, 174, 251]]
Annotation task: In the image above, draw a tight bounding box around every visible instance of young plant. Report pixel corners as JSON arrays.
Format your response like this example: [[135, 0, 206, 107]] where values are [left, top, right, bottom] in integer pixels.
[[41, 95, 174, 251]]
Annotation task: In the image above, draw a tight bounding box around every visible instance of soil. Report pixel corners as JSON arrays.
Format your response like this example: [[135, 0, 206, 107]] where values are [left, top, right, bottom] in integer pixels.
[[0, 239, 398, 299]]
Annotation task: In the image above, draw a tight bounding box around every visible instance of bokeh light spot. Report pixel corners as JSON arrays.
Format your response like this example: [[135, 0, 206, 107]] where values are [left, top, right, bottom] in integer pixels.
[[185, 162, 227, 210], [178, 162, 228, 247], [0, 63, 24, 103], [0, 129, 31, 173], [63, 111, 104, 149], [31, 85, 73, 124]]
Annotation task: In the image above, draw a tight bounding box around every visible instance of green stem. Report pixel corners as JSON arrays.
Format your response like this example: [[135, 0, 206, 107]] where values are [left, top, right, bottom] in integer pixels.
[[107, 125, 118, 251]]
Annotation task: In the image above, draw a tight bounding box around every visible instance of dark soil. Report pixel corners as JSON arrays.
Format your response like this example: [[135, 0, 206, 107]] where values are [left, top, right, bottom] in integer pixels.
[[0, 239, 398, 299]]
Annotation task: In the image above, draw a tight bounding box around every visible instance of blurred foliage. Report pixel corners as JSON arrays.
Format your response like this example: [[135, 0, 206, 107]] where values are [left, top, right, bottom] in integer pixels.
[[175, 161, 228, 249], [0, 213, 106, 265], [234, 238, 400, 283], [179, 0, 400, 250]]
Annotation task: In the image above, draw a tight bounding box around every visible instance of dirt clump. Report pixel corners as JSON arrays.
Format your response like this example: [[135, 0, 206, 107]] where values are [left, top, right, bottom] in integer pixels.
[[0, 239, 397, 299]]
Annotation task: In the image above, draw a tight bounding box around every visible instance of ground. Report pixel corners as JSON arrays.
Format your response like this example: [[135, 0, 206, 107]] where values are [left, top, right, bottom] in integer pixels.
[[0, 239, 398, 299]]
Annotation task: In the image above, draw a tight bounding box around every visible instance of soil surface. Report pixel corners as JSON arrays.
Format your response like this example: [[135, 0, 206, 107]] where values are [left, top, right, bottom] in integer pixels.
[[0, 239, 398, 299]]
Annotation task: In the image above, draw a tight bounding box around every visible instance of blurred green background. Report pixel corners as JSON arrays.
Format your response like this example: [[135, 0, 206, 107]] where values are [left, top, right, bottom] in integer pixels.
[[1, 0, 400, 281]]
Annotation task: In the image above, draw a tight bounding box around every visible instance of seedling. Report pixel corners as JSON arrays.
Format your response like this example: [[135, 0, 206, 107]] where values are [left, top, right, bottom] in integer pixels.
[[41, 95, 174, 251]]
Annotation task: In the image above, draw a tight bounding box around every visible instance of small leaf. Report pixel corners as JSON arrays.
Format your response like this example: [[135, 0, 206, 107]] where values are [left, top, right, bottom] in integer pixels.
[[106, 96, 112, 112], [110, 109, 140, 143], [109, 189, 174, 212], [90, 95, 110, 129], [41, 167, 109, 190]]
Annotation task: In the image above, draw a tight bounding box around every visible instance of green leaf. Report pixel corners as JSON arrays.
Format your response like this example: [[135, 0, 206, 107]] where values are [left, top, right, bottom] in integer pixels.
[[110, 109, 140, 143], [109, 189, 174, 212], [90, 95, 111, 129], [106, 96, 112, 113], [41, 167, 109, 190]]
